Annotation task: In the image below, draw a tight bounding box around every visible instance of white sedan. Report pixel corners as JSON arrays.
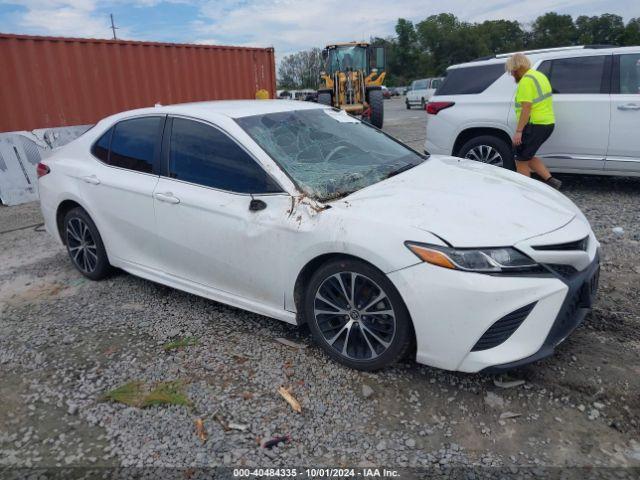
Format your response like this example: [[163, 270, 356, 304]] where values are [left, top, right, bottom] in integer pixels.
[[37, 100, 600, 372]]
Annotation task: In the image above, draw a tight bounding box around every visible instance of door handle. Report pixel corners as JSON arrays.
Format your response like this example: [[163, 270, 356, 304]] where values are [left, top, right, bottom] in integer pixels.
[[617, 104, 640, 111], [81, 175, 100, 185], [154, 192, 180, 204]]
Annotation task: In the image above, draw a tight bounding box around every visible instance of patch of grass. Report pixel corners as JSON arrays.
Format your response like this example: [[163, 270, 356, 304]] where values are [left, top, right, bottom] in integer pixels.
[[102, 381, 145, 407], [141, 381, 191, 408], [102, 380, 190, 408], [163, 336, 198, 352]]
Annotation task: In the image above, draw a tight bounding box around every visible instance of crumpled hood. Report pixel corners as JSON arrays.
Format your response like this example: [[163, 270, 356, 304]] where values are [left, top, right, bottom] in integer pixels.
[[339, 156, 577, 247]]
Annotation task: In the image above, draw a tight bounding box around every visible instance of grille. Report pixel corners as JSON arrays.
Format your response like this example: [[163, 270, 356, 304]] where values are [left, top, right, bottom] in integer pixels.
[[471, 302, 536, 352], [546, 264, 578, 278], [532, 237, 588, 252]]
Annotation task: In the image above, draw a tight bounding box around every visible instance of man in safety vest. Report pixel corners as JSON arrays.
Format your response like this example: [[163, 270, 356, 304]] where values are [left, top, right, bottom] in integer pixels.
[[505, 53, 562, 190]]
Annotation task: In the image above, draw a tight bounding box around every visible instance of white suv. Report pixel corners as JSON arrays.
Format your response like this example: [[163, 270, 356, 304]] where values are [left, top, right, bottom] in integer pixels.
[[406, 77, 443, 109], [425, 46, 640, 175]]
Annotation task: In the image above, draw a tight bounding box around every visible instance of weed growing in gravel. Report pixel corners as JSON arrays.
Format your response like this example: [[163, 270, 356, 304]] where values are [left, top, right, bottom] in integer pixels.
[[141, 381, 191, 408], [163, 336, 199, 352], [102, 381, 190, 408], [102, 381, 145, 407]]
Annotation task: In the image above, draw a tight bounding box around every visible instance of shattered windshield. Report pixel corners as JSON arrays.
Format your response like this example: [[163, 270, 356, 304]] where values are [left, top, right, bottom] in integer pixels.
[[236, 109, 426, 201]]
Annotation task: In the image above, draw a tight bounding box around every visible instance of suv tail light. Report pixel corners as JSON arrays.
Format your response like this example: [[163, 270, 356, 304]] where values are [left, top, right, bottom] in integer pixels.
[[36, 162, 50, 178], [426, 101, 455, 115]]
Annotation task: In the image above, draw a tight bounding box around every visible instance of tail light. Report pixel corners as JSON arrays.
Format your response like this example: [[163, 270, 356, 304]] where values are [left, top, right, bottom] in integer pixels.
[[426, 101, 455, 115], [36, 162, 50, 178]]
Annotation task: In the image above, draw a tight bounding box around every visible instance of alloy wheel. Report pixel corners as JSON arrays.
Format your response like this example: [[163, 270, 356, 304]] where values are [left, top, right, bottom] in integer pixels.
[[313, 272, 396, 360], [465, 145, 503, 167], [66, 217, 98, 273]]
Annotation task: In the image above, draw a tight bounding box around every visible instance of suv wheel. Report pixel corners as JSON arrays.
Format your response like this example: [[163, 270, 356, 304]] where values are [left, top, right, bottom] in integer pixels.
[[458, 135, 515, 171], [405, 100, 411, 110]]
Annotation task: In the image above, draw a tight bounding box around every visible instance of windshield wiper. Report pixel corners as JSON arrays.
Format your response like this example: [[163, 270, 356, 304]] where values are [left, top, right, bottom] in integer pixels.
[[386, 163, 418, 178]]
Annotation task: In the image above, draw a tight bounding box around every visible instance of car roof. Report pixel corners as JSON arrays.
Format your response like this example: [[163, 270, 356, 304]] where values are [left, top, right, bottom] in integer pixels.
[[449, 45, 640, 70], [102, 100, 327, 124]]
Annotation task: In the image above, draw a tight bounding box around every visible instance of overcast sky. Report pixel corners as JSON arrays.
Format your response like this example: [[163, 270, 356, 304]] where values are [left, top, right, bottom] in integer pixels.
[[1, 0, 639, 61]]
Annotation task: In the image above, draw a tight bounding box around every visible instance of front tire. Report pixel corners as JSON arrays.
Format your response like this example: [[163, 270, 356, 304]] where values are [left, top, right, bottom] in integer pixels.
[[63, 207, 112, 280], [304, 258, 413, 371], [458, 135, 515, 171], [405, 100, 411, 110], [368, 89, 384, 128]]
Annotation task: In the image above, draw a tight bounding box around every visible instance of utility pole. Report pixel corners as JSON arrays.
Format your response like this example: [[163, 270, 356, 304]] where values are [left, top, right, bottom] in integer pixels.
[[110, 14, 118, 40]]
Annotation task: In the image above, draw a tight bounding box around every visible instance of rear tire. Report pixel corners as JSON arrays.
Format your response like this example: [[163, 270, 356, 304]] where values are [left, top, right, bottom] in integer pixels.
[[458, 135, 515, 171], [304, 258, 413, 371], [63, 207, 112, 280], [368, 89, 384, 128], [318, 92, 332, 106]]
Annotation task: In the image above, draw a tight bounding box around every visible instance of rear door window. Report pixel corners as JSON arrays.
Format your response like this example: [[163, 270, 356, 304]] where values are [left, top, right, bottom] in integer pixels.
[[91, 128, 112, 162], [618, 54, 640, 94], [108, 117, 163, 173], [436, 64, 505, 95], [540, 56, 608, 94], [168, 117, 282, 194]]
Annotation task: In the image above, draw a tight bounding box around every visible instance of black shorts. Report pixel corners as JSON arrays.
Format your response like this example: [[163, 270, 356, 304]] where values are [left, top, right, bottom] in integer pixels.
[[515, 124, 555, 161]]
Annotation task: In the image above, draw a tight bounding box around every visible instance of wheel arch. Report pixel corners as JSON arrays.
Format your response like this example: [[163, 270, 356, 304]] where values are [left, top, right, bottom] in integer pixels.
[[452, 127, 512, 157], [56, 199, 85, 245]]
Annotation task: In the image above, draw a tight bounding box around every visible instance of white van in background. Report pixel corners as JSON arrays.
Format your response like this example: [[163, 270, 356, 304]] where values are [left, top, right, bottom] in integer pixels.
[[406, 77, 443, 109]]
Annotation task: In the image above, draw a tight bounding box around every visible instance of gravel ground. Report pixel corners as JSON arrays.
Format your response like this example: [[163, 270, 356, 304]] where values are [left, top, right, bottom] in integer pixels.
[[1, 98, 639, 473]]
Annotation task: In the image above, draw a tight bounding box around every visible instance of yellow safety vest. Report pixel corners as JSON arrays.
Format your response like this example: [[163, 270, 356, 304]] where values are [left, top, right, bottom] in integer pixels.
[[515, 69, 555, 125]]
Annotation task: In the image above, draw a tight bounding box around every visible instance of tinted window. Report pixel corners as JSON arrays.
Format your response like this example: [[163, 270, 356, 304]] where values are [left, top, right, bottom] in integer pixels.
[[169, 118, 281, 194], [431, 78, 442, 89], [545, 56, 607, 94], [92, 128, 112, 162], [109, 117, 161, 173], [437, 63, 505, 95], [619, 54, 640, 94], [537, 60, 552, 77]]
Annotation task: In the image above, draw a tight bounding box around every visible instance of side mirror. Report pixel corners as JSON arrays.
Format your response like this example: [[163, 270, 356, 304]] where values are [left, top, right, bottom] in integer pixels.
[[249, 199, 267, 211]]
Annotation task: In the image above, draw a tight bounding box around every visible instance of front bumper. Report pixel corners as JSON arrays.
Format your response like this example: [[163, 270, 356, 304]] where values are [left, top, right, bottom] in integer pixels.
[[388, 242, 600, 373], [482, 252, 600, 373]]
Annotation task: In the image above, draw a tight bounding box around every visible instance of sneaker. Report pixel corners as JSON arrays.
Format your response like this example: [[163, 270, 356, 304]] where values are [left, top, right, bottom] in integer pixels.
[[546, 177, 562, 190]]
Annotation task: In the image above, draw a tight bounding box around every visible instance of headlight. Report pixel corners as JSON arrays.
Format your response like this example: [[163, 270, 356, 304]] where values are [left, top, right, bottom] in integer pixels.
[[405, 242, 539, 273]]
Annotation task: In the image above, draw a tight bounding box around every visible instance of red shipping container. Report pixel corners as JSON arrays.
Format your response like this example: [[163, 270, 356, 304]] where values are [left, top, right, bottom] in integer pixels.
[[0, 33, 277, 132]]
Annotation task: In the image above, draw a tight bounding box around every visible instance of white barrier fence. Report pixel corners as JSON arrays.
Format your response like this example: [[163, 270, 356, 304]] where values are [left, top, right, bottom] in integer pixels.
[[0, 126, 90, 206]]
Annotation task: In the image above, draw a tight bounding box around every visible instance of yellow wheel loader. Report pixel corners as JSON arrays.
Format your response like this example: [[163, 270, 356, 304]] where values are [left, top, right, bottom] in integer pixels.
[[317, 42, 386, 128]]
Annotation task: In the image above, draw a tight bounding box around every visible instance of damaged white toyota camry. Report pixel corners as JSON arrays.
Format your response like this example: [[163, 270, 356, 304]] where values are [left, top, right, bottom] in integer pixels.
[[38, 100, 600, 373]]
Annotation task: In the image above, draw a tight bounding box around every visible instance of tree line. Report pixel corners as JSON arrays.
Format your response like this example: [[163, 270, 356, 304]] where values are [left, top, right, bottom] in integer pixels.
[[277, 12, 640, 89]]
